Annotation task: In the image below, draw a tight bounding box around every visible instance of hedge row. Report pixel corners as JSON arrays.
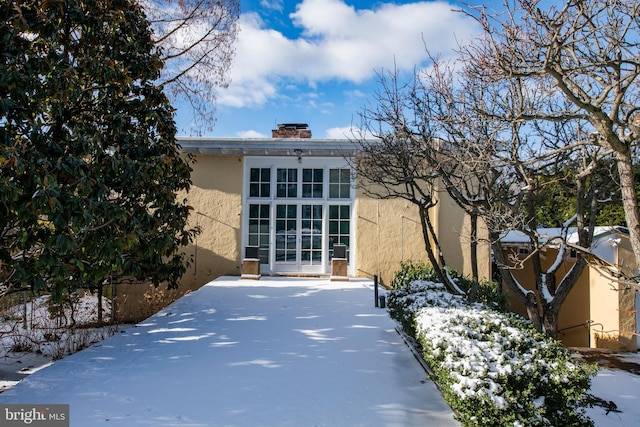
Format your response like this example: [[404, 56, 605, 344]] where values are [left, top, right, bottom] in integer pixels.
[[388, 272, 596, 426]]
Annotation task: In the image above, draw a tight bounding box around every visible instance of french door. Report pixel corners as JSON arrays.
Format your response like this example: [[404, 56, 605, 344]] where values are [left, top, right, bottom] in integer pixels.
[[274, 204, 324, 273], [244, 157, 354, 276]]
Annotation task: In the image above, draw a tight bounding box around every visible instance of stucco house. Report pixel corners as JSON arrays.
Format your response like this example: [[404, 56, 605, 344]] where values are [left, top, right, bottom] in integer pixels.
[[115, 124, 639, 352], [500, 226, 639, 351], [176, 124, 490, 289]]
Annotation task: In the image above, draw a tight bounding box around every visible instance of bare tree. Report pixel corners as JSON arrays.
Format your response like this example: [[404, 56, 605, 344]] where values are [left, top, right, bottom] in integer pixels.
[[142, 0, 239, 132], [353, 69, 463, 295], [355, 50, 615, 337], [433, 51, 620, 336], [466, 0, 640, 279]]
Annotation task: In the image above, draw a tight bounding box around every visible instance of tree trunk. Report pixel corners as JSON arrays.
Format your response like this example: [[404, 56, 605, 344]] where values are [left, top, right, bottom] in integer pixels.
[[97, 283, 103, 322], [542, 307, 559, 339], [616, 151, 640, 277], [491, 238, 543, 331], [468, 213, 479, 300], [418, 206, 460, 294]]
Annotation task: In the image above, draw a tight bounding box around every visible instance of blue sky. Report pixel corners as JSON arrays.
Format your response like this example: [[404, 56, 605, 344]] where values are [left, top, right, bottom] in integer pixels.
[[174, 0, 492, 138]]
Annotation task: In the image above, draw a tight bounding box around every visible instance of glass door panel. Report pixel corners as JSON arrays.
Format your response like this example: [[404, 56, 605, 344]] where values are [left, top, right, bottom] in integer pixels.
[[301, 204, 323, 266], [248, 204, 270, 265], [275, 204, 297, 263], [329, 205, 350, 261]]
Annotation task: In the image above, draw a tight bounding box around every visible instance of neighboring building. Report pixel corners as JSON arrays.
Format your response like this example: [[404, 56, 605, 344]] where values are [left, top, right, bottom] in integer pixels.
[[177, 124, 491, 289], [500, 226, 639, 351]]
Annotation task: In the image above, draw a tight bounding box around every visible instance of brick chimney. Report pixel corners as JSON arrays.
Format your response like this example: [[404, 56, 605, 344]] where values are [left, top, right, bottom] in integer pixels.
[[272, 123, 311, 138]]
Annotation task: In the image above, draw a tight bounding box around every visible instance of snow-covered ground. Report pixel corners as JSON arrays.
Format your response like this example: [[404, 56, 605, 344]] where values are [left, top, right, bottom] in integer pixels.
[[0, 277, 458, 426], [0, 294, 124, 393], [586, 356, 640, 426], [0, 277, 638, 426]]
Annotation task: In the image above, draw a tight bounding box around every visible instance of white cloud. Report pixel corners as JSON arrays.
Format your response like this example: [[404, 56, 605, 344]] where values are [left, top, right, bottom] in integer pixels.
[[220, 1, 480, 108], [236, 130, 269, 138], [260, 0, 283, 11], [324, 125, 376, 140]]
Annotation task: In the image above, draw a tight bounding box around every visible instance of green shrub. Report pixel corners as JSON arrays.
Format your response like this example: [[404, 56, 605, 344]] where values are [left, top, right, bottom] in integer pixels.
[[391, 261, 439, 289], [388, 279, 596, 427], [391, 261, 507, 312]]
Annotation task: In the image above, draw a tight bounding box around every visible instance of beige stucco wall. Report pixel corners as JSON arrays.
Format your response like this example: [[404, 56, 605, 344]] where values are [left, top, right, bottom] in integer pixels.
[[176, 154, 492, 289], [589, 240, 637, 351], [503, 241, 637, 350], [354, 190, 426, 286], [433, 188, 491, 281], [504, 248, 591, 347], [614, 241, 637, 351], [355, 184, 491, 287], [589, 266, 623, 350], [180, 155, 243, 288]]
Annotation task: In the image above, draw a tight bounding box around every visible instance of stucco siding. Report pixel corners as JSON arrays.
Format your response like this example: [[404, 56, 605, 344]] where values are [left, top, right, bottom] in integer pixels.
[[589, 266, 623, 349], [354, 190, 425, 286], [181, 155, 243, 287], [434, 190, 491, 280], [504, 248, 591, 347]]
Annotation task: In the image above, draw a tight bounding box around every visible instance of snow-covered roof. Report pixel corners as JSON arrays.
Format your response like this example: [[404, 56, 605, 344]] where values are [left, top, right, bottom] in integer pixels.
[[499, 228, 571, 245], [500, 226, 630, 266], [500, 226, 628, 245]]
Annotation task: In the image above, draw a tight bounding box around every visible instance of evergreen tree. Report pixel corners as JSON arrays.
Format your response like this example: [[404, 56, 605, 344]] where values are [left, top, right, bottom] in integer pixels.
[[0, 0, 198, 301]]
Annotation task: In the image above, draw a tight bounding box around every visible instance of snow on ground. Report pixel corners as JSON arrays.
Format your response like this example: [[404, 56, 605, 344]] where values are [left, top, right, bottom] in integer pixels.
[[0, 294, 126, 393], [0, 277, 459, 427], [587, 355, 640, 426], [0, 277, 638, 426]]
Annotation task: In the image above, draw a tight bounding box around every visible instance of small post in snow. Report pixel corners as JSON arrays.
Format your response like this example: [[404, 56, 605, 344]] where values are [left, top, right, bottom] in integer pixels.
[[374, 275, 379, 308]]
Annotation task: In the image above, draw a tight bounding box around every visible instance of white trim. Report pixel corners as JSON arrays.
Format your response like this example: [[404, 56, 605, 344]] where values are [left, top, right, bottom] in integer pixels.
[[242, 157, 355, 276]]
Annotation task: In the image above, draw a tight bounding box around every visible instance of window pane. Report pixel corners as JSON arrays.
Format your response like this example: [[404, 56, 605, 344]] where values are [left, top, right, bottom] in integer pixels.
[[249, 184, 259, 197], [302, 183, 312, 198], [287, 183, 297, 197], [329, 185, 339, 199], [249, 168, 271, 198], [340, 184, 349, 198]]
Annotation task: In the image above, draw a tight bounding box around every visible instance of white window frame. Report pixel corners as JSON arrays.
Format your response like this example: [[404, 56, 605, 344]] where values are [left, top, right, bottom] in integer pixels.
[[242, 157, 355, 275]]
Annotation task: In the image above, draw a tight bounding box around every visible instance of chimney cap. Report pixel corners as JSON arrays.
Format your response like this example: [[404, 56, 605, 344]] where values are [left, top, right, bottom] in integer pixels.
[[278, 123, 309, 129]]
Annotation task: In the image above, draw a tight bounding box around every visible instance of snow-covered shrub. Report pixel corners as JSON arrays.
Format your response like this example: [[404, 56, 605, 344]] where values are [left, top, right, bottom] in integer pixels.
[[389, 261, 507, 324], [388, 279, 596, 427]]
